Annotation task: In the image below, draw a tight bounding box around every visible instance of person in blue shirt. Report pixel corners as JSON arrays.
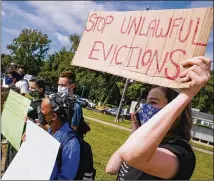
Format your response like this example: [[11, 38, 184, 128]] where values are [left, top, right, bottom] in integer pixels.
[[40, 93, 80, 180], [57, 71, 83, 131]]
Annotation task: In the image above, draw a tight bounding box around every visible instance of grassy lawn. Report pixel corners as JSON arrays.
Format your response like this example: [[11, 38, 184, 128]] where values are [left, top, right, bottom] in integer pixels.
[[83, 109, 213, 152], [190, 141, 213, 152], [84, 119, 130, 180], [85, 120, 213, 180], [83, 108, 132, 129]]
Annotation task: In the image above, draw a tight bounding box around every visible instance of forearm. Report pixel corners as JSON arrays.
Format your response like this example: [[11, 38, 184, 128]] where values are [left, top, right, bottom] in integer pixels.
[[119, 93, 192, 165], [106, 149, 122, 175]]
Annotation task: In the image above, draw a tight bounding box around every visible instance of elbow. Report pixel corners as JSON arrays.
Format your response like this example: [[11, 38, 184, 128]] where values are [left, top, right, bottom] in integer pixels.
[[105, 165, 118, 175], [119, 147, 138, 167]]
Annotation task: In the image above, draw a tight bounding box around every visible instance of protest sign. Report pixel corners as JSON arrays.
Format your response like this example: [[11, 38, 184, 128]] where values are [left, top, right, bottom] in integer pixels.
[[2, 120, 60, 180], [1, 90, 31, 150], [72, 7, 213, 88]]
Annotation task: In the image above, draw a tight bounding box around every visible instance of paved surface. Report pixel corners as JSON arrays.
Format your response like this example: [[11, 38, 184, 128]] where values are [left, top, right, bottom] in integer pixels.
[[85, 116, 214, 155]]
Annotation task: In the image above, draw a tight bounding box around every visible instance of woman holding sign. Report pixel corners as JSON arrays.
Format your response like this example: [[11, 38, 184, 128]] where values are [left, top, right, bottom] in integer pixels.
[[106, 56, 211, 180]]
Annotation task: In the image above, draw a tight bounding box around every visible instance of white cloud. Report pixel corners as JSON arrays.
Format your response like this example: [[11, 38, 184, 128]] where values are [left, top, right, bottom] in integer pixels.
[[126, 3, 161, 11], [2, 1, 119, 36], [2, 2, 55, 32], [26, 1, 118, 35], [189, 1, 213, 8], [2, 10, 5, 17], [55, 32, 71, 47], [2, 27, 20, 36]]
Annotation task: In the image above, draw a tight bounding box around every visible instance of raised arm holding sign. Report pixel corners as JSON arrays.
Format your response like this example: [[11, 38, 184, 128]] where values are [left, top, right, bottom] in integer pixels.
[[72, 7, 213, 180]]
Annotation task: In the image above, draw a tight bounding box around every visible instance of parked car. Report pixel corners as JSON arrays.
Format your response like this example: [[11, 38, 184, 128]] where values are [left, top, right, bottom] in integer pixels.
[[105, 108, 124, 116], [104, 107, 131, 120], [82, 98, 96, 108]]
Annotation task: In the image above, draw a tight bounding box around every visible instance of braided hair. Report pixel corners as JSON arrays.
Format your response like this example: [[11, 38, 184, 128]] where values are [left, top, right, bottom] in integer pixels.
[[47, 92, 76, 122]]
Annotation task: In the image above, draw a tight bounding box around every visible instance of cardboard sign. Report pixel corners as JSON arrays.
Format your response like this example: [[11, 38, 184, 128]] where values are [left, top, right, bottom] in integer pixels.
[[2, 121, 60, 180], [1, 90, 31, 150], [72, 7, 213, 88]]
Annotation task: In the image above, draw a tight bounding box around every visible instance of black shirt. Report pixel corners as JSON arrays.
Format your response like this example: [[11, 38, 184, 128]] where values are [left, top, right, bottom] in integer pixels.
[[27, 100, 42, 121], [117, 138, 196, 180]]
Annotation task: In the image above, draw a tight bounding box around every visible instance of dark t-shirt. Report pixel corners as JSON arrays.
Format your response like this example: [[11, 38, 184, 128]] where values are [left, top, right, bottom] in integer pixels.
[[27, 100, 42, 121], [117, 138, 196, 180]]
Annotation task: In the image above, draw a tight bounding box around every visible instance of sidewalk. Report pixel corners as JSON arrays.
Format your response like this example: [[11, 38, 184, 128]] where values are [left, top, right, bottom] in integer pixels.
[[84, 116, 214, 155]]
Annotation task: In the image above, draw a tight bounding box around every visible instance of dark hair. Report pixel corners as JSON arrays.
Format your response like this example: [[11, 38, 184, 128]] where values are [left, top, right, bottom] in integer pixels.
[[47, 93, 69, 122], [8, 70, 22, 83], [47, 93, 91, 138], [60, 71, 76, 85], [76, 118, 91, 138], [30, 79, 46, 96], [152, 86, 193, 142]]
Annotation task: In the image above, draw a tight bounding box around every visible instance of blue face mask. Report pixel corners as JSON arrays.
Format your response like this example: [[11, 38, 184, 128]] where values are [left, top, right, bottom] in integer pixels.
[[137, 103, 161, 125], [5, 77, 13, 85]]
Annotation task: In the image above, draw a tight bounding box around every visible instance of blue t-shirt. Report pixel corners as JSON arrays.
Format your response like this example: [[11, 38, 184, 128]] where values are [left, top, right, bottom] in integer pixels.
[[71, 102, 83, 127], [49, 122, 80, 180]]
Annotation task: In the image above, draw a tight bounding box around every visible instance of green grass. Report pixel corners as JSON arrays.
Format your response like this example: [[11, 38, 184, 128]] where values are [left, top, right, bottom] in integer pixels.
[[83, 108, 132, 129], [83, 109, 214, 152], [191, 141, 213, 152], [84, 120, 130, 180], [84, 120, 213, 180], [191, 150, 213, 180]]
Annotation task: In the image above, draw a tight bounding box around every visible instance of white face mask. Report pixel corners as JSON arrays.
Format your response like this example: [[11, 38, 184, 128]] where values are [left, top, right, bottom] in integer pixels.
[[58, 86, 69, 93]]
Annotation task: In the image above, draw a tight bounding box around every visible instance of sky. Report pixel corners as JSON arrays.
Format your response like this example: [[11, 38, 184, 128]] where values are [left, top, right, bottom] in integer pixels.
[[1, 1, 213, 63]]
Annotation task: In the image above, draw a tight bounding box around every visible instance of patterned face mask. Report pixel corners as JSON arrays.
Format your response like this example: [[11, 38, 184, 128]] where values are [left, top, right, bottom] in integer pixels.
[[137, 103, 161, 125]]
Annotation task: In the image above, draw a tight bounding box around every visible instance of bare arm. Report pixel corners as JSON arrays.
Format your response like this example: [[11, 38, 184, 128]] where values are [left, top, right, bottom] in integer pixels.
[[117, 57, 211, 179], [106, 149, 122, 175], [106, 112, 139, 175]]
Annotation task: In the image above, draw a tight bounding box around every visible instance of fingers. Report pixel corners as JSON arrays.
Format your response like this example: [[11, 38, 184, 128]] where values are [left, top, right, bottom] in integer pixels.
[[181, 56, 211, 68], [22, 132, 26, 142], [180, 65, 204, 78], [179, 73, 190, 83], [180, 68, 209, 86], [197, 56, 212, 66]]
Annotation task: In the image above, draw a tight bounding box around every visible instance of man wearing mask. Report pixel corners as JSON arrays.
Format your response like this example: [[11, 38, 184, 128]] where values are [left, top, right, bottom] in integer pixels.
[[15, 67, 29, 96], [1, 70, 21, 112], [27, 79, 46, 122], [58, 71, 83, 131]]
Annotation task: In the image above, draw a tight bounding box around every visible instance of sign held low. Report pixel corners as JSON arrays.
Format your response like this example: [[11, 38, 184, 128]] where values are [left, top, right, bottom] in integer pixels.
[[72, 7, 213, 88]]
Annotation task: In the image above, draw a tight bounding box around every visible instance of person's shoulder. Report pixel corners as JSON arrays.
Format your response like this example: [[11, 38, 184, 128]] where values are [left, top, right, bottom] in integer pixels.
[[160, 138, 195, 156], [15, 81, 21, 87], [64, 135, 80, 151], [160, 138, 196, 179]]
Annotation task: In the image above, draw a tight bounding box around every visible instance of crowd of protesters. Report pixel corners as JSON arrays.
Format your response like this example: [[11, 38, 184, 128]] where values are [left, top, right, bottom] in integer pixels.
[[1, 56, 212, 180]]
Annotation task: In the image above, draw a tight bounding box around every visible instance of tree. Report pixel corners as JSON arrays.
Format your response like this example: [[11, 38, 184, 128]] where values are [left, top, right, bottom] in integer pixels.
[[191, 71, 214, 114], [1, 54, 13, 69], [7, 28, 51, 76], [39, 48, 75, 89], [69, 34, 80, 53]]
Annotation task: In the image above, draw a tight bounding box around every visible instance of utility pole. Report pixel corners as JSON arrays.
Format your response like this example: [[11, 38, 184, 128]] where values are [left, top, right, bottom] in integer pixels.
[[115, 5, 151, 123], [81, 86, 85, 98], [115, 78, 129, 122]]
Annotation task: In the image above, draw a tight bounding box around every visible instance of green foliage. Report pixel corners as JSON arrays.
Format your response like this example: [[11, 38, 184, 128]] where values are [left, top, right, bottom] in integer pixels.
[[1, 54, 13, 68], [3, 28, 213, 114], [191, 71, 214, 114], [6, 28, 51, 76]]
